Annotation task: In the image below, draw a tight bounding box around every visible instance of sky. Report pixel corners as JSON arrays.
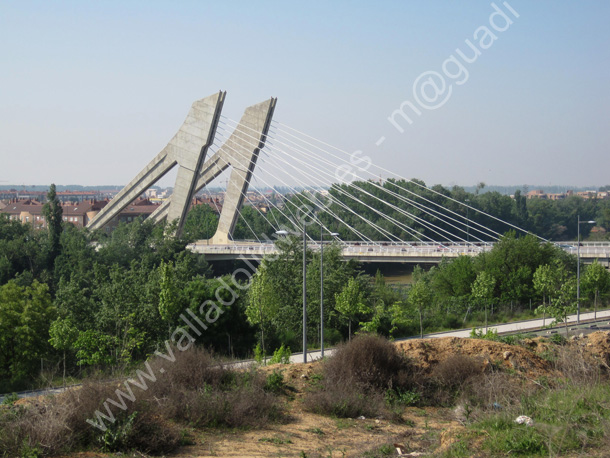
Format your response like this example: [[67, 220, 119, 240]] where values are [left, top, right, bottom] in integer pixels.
[[0, 1, 608, 189]]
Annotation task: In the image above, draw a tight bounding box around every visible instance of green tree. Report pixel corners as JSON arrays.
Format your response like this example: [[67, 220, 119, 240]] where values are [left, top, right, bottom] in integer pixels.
[[158, 261, 181, 336], [0, 280, 56, 389], [408, 274, 432, 339], [42, 183, 63, 270], [335, 277, 368, 341], [533, 264, 560, 310], [430, 256, 476, 305], [48, 317, 78, 384], [0, 214, 46, 284], [73, 330, 119, 367], [246, 262, 279, 359], [536, 263, 576, 335], [582, 260, 610, 320], [182, 203, 219, 241], [471, 271, 496, 333]]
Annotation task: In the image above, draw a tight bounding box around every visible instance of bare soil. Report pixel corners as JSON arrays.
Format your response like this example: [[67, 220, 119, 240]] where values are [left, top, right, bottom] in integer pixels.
[[54, 332, 610, 457]]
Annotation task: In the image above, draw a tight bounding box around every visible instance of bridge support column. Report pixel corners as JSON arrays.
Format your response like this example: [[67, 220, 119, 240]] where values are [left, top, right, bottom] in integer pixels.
[[148, 98, 277, 243], [87, 92, 226, 235]]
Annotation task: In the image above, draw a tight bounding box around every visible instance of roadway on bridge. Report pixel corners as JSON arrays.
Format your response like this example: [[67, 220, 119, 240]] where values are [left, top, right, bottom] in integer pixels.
[[190, 241, 610, 264]]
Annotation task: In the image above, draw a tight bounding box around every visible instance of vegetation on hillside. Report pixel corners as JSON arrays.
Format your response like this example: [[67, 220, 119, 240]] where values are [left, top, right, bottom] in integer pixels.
[[1, 182, 610, 395]]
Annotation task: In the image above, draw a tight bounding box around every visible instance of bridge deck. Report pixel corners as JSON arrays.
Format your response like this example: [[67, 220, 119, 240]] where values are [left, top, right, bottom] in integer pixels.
[[188, 241, 610, 264]]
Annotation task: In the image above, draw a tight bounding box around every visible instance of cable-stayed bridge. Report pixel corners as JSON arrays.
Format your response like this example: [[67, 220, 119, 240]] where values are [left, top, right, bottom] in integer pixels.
[[86, 93, 610, 266]]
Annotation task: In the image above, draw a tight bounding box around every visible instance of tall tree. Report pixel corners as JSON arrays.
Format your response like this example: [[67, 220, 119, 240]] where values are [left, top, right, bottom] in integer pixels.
[[42, 183, 63, 270], [158, 261, 181, 336], [246, 262, 278, 359], [535, 263, 576, 335]]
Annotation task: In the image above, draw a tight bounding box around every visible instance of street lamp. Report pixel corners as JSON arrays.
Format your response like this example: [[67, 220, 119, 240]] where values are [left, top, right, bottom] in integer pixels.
[[576, 215, 596, 323], [320, 228, 339, 358]]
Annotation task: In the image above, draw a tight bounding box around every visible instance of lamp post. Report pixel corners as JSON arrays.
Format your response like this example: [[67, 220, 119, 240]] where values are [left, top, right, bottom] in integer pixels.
[[302, 221, 307, 363], [320, 228, 339, 359], [577, 215, 596, 323]]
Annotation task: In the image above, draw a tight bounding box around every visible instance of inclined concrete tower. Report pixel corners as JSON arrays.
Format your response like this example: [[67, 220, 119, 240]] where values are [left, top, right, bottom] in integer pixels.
[[87, 93, 276, 242]]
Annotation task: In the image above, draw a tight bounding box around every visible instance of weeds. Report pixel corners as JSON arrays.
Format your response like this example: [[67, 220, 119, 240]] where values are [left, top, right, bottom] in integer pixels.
[[0, 345, 282, 457], [264, 369, 287, 394], [1, 392, 19, 406], [304, 427, 325, 435]]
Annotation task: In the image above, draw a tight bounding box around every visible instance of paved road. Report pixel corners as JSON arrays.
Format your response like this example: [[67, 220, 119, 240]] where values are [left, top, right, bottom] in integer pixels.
[[291, 308, 610, 363]]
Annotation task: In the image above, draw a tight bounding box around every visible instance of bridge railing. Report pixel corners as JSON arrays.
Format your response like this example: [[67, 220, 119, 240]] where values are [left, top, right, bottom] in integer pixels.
[[189, 240, 610, 258]]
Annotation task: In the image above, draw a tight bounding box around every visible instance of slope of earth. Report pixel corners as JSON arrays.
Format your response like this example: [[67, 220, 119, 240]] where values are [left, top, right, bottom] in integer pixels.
[[51, 333, 610, 457]]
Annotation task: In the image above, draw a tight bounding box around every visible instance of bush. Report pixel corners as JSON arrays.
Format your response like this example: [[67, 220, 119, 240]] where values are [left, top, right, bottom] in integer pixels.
[[432, 355, 482, 390], [552, 345, 603, 385], [469, 327, 500, 341], [304, 334, 410, 419], [146, 348, 282, 428], [304, 382, 385, 418], [323, 334, 410, 392], [147, 344, 232, 395], [0, 345, 282, 456], [264, 370, 287, 394], [0, 380, 182, 457], [424, 355, 484, 406], [269, 345, 292, 364]]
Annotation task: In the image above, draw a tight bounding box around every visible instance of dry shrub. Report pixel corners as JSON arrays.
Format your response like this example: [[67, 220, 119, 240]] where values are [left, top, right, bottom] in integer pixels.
[[323, 334, 411, 392], [144, 347, 282, 428], [463, 371, 529, 411], [0, 380, 181, 456], [156, 369, 281, 427], [303, 381, 386, 418], [419, 355, 485, 406], [553, 345, 604, 385], [432, 355, 483, 389], [147, 344, 231, 396], [0, 345, 281, 456], [304, 334, 409, 418]]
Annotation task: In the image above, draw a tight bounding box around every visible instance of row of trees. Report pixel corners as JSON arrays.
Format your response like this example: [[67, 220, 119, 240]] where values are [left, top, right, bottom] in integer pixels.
[[244, 231, 610, 353], [222, 179, 610, 242]]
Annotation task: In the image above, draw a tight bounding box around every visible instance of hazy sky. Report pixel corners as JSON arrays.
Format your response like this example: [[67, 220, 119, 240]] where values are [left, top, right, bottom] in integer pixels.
[[1, 1, 608, 189]]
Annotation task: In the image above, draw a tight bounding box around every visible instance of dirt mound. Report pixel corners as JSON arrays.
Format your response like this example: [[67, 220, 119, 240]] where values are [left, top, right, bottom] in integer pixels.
[[583, 331, 610, 366], [395, 337, 556, 380]]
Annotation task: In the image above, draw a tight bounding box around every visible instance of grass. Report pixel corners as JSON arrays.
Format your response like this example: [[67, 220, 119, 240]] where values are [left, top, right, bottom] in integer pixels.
[[469, 371, 610, 456], [304, 427, 325, 435], [258, 436, 292, 444]]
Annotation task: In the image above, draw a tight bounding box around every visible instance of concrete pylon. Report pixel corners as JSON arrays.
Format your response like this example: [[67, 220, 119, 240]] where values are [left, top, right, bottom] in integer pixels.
[[86, 92, 226, 235], [148, 97, 276, 244]]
